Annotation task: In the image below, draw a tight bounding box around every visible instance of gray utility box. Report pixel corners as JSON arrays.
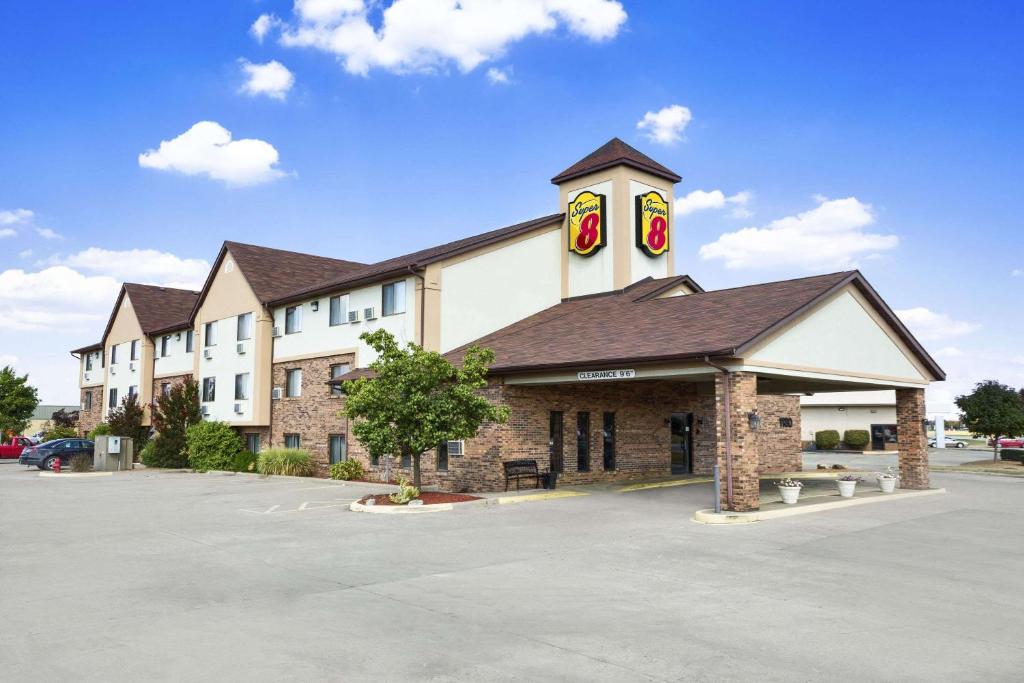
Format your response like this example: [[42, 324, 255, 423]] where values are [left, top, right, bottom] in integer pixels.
[[94, 435, 134, 472]]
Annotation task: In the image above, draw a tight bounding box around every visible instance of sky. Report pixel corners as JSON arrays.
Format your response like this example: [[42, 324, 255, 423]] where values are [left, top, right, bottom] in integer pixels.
[[1, 0, 1021, 415]]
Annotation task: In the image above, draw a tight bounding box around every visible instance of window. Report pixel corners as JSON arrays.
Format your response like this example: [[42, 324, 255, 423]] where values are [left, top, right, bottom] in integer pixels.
[[127, 386, 138, 403], [202, 377, 216, 403], [161, 336, 170, 358], [436, 442, 449, 471], [236, 312, 252, 341], [330, 363, 350, 398], [329, 434, 347, 464], [286, 369, 302, 397], [83, 391, 92, 410], [185, 330, 194, 353], [284, 433, 301, 449], [329, 295, 348, 326], [204, 321, 217, 347], [161, 382, 171, 397], [401, 450, 411, 468], [285, 305, 301, 334], [549, 411, 564, 473], [110, 345, 118, 364], [245, 433, 261, 454], [85, 354, 93, 371], [603, 412, 616, 471], [576, 411, 590, 472], [108, 388, 118, 409], [234, 373, 250, 401], [382, 281, 406, 316], [130, 340, 139, 361]]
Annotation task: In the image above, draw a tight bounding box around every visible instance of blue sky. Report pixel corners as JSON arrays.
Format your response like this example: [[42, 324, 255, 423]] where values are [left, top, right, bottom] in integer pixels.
[[1, 1, 1021, 413]]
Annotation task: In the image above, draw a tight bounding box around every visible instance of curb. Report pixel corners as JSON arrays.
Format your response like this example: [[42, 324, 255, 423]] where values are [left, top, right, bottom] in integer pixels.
[[204, 471, 401, 489], [349, 501, 453, 514], [693, 488, 947, 524], [39, 471, 114, 478], [494, 490, 588, 504]]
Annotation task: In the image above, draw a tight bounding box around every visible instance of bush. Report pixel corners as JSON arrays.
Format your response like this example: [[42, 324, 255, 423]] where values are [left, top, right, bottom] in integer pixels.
[[329, 459, 364, 481], [1000, 449, 1024, 463], [185, 421, 244, 473], [257, 448, 316, 477], [70, 453, 92, 472], [815, 430, 841, 450], [231, 450, 259, 473], [149, 378, 202, 469], [139, 440, 156, 465], [43, 426, 78, 442], [88, 423, 111, 439], [389, 476, 420, 505], [843, 429, 870, 450]]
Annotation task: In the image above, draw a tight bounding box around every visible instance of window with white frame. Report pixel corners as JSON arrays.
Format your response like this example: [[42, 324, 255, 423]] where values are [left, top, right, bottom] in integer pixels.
[[128, 385, 138, 401], [161, 336, 170, 358], [204, 321, 217, 347], [130, 340, 139, 361], [108, 388, 117, 409], [85, 354, 93, 371], [234, 373, 250, 401], [202, 377, 216, 402], [329, 295, 348, 326], [186, 330, 194, 352], [110, 345, 118, 364], [236, 312, 252, 341], [285, 305, 302, 334], [330, 363, 350, 398], [382, 281, 406, 316], [286, 369, 302, 397]]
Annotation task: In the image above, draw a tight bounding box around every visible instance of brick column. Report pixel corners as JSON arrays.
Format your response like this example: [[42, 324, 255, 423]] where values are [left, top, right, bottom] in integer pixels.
[[715, 371, 760, 511], [896, 388, 929, 489]]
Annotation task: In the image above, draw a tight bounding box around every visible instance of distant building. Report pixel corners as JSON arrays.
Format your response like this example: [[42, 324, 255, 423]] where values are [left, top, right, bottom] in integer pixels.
[[800, 391, 897, 450], [27, 404, 80, 436]]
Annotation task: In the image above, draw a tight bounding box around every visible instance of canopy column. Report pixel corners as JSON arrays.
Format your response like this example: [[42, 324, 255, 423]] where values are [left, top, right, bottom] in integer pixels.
[[896, 387, 930, 489], [715, 371, 760, 511]]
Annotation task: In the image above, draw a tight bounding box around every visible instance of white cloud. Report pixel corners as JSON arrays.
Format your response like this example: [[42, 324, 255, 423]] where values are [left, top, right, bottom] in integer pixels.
[[895, 307, 981, 342], [699, 196, 898, 270], [1012, 269, 1022, 277], [35, 227, 61, 240], [636, 104, 692, 145], [275, 0, 627, 76], [0, 354, 17, 366], [0, 228, 14, 238], [677, 189, 751, 217], [486, 66, 511, 84], [239, 59, 295, 100], [934, 346, 963, 358], [18, 249, 32, 259], [0, 266, 122, 333], [54, 247, 210, 289], [0, 208, 33, 225], [250, 13, 281, 42], [138, 121, 288, 187]]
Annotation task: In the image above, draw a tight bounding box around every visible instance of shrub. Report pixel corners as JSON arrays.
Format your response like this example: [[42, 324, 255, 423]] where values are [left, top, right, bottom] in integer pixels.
[[231, 450, 259, 473], [1000, 449, 1024, 463], [70, 453, 92, 473], [843, 429, 870, 450], [149, 379, 202, 469], [185, 421, 244, 472], [88, 423, 111, 439], [389, 476, 420, 504], [139, 440, 156, 466], [108, 395, 150, 448], [257, 448, 316, 477], [815, 430, 841, 450], [329, 459, 364, 481], [43, 426, 78, 442]]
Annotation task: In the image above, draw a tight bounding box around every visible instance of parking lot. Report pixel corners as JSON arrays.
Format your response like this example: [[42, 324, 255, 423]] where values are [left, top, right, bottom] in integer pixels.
[[2, 460, 1023, 681]]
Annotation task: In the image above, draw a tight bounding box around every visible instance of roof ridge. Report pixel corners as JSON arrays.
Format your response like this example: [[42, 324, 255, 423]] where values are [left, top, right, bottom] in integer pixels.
[[698, 270, 855, 297], [224, 240, 365, 266], [124, 282, 201, 294]]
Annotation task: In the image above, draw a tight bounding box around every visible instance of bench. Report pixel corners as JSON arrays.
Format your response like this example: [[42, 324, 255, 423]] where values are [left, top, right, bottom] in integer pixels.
[[503, 459, 543, 491]]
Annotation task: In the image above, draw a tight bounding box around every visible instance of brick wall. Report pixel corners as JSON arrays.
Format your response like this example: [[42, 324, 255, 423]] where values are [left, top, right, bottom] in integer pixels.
[[756, 394, 802, 472], [78, 387, 104, 436], [151, 374, 193, 407], [271, 353, 354, 471], [896, 388, 929, 489], [716, 372, 760, 512]]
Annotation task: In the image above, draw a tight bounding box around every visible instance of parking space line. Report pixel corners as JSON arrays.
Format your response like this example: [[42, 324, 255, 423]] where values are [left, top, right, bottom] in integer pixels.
[[239, 499, 359, 515]]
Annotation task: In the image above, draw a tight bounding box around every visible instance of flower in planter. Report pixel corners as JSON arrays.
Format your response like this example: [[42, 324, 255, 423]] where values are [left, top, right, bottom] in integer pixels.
[[875, 465, 899, 480], [837, 474, 864, 482], [775, 477, 804, 488]]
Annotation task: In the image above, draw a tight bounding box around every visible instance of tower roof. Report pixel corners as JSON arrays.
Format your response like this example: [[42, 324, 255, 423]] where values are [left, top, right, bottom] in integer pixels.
[[551, 137, 681, 185]]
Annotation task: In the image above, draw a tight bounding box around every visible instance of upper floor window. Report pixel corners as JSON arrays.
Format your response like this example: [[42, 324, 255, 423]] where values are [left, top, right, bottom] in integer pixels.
[[204, 322, 217, 347], [285, 306, 302, 334], [202, 377, 216, 403], [108, 388, 118, 409], [286, 369, 302, 397], [382, 281, 406, 316], [161, 336, 170, 358], [234, 373, 250, 401], [130, 340, 139, 361], [85, 354, 93, 371], [329, 295, 348, 326], [186, 330, 194, 353], [110, 345, 118, 365], [237, 312, 252, 341], [128, 385, 138, 401]]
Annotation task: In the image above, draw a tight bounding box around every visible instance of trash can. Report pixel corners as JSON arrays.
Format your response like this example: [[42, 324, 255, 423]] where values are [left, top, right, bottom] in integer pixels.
[[545, 472, 558, 490]]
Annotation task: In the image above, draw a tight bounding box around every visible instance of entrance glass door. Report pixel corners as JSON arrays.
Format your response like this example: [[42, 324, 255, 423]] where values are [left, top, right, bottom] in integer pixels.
[[670, 413, 693, 474]]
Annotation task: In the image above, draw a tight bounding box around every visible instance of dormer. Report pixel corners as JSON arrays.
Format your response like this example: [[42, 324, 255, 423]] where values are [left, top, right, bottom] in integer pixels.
[[552, 138, 681, 298]]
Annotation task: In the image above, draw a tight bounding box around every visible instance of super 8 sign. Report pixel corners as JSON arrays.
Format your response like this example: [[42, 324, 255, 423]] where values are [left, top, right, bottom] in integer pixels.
[[635, 190, 670, 257], [567, 191, 607, 257]]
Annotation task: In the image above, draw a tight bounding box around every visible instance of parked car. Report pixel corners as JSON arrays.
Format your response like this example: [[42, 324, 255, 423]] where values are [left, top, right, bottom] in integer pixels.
[[928, 438, 967, 448], [18, 438, 95, 470], [0, 436, 33, 459], [987, 437, 1024, 448]]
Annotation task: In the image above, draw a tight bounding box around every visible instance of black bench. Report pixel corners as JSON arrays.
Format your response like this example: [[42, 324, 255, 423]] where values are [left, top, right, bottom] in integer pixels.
[[503, 459, 543, 491]]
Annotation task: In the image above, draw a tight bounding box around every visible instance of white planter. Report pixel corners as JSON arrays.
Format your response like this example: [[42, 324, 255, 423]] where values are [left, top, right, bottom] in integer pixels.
[[837, 480, 858, 498], [877, 477, 897, 493], [777, 485, 801, 504]]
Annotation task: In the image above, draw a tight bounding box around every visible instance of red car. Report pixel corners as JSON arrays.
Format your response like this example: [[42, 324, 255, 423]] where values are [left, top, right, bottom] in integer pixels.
[[988, 437, 1024, 448], [0, 436, 33, 459]]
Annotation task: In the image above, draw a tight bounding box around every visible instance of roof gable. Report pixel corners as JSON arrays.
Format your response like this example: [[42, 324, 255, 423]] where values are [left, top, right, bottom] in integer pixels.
[[99, 283, 199, 345], [551, 138, 681, 185]]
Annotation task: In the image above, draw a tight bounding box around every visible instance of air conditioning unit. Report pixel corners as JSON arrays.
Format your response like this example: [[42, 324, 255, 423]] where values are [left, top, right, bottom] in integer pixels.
[[271, 326, 282, 338], [271, 387, 283, 400], [129, 362, 136, 371], [110, 367, 116, 375], [363, 306, 377, 320], [347, 310, 360, 323], [236, 342, 246, 355], [447, 440, 465, 456], [203, 349, 213, 360], [200, 405, 210, 417], [233, 403, 243, 414]]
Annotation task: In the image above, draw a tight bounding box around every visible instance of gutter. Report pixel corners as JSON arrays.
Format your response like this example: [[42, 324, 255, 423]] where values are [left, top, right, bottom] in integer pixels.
[[703, 356, 734, 510]]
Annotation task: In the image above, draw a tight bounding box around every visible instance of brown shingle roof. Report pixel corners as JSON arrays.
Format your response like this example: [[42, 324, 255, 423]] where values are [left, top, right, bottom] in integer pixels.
[[125, 283, 199, 334], [269, 213, 564, 306], [224, 241, 366, 304], [444, 271, 944, 380], [551, 137, 682, 184], [70, 342, 102, 355]]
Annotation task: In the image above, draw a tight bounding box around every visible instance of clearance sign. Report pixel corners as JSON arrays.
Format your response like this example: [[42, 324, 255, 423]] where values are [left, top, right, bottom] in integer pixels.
[[567, 191, 607, 257], [635, 190, 670, 257]]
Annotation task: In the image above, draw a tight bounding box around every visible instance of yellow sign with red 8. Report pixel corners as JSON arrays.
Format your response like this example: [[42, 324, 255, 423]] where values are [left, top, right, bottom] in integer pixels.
[[567, 191, 607, 257], [635, 190, 670, 257]]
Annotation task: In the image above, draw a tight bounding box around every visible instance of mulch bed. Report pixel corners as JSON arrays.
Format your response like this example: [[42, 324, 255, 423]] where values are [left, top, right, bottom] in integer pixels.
[[358, 492, 482, 506]]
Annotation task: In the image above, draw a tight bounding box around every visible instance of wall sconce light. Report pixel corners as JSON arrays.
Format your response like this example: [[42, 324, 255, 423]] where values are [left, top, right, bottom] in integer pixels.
[[311, 300, 319, 312], [747, 411, 762, 431]]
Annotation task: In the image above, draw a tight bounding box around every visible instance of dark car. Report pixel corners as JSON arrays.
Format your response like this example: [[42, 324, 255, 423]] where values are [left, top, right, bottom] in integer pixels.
[[19, 438, 94, 470]]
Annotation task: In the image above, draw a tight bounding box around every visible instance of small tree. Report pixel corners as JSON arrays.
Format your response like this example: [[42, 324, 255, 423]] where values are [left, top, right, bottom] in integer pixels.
[[107, 394, 150, 450], [149, 379, 202, 468], [0, 366, 39, 439], [342, 329, 509, 487], [50, 408, 78, 429], [956, 380, 1024, 461]]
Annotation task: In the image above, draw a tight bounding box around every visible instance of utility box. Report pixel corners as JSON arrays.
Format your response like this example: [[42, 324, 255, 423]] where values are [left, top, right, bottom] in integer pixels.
[[94, 435, 134, 472]]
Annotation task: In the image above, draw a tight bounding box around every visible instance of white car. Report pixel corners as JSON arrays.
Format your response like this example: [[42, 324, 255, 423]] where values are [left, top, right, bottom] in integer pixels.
[[929, 438, 967, 448]]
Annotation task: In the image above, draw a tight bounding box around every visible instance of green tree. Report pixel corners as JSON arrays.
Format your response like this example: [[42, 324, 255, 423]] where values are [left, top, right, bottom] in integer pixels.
[[342, 329, 508, 487], [956, 380, 1024, 461], [0, 366, 39, 439], [107, 394, 150, 450], [149, 379, 203, 468], [50, 408, 78, 430]]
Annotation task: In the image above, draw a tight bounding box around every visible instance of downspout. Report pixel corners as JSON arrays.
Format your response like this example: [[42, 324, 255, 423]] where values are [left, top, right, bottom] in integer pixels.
[[407, 264, 426, 347], [704, 356, 733, 509]]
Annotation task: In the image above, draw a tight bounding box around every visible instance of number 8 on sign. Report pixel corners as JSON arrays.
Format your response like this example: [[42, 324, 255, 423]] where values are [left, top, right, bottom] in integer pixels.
[[635, 190, 670, 257], [567, 191, 607, 257]]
